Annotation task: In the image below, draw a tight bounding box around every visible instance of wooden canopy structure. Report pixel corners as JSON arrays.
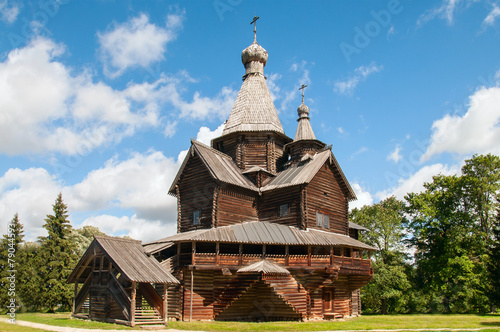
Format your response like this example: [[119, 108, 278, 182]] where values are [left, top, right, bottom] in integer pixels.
[[67, 236, 179, 327]]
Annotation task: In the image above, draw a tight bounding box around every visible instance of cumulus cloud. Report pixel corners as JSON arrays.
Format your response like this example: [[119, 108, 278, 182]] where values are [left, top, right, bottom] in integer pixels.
[[0, 168, 61, 239], [387, 145, 402, 163], [0, 37, 161, 155], [334, 63, 383, 95], [0, 37, 236, 156], [0, 0, 19, 23], [81, 215, 177, 243], [421, 86, 500, 161], [98, 12, 184, 78], [0, 150, 180, 242], [376, 163, 460, 200], [272, 61, 311, 113], [349, 183, 374, 210]]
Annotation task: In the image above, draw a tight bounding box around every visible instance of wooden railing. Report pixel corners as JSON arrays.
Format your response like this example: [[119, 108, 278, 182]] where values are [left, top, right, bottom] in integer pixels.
[[74, 274, 92, 313], [191, 253, 371, 270], [138, 283, 164, 319], [109, 272, 131, 320]]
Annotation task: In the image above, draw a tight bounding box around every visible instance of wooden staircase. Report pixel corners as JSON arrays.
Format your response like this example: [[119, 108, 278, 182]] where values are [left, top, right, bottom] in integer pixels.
[[135, 294, 164, 325]]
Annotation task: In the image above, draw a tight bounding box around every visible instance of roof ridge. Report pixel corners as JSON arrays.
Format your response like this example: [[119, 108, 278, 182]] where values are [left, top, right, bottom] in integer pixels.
[[191, 139, 233, 160], [94, 235, 141, 244]]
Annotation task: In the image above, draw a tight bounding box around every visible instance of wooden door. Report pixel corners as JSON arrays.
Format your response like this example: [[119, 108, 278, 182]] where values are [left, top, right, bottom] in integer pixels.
[[322, 287, 334, 313]]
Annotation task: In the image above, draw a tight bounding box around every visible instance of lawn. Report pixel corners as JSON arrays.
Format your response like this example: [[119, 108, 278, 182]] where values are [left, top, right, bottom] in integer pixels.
[[1, 312, 499, 331]]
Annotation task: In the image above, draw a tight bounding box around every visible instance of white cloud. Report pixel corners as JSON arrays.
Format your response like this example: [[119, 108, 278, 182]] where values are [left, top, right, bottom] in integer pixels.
[[417, 0, 461, 26], [0, 150, 180, 242], [387, 145, 402, 163], [0, 37, 163, 156], [334, 63, 383, 95], [0, 0, 19, 23], [349, 183, 374, 210], [81, 214, 176, 243], [275, 61, 311, 113], [98, 12, 184, 78], [483, 4, 500, 26], [421, 86, 500, 161], [376, 163, 460, 201], [195, 123, 225, 146], [0, 37, 235, 156], [0, 168, 60, 240]]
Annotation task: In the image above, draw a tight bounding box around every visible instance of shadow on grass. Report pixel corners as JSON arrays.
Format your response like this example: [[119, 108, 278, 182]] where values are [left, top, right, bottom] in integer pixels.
[[480, 322, 500, 327]]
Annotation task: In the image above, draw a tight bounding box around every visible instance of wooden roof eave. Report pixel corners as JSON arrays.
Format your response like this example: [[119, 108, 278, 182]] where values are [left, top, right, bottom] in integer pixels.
[[67, 239, 98, 283]]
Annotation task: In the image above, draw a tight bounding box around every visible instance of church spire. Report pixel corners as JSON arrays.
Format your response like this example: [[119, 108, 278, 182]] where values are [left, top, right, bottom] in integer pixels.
[[220, 17, 285, 136], [294, 84, 316, 141]]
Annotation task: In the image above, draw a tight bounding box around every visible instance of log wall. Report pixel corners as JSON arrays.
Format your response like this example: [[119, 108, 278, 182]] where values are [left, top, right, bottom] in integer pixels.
[[306, 163, 348, 235], [178, 154, 215, 233], [259, 187, 302, 227], [216, 188, 258, 226]]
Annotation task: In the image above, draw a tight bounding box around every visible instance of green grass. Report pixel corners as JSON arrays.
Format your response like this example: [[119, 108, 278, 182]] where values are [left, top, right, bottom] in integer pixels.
[[1, 312, 134, 330], [1, 312, 500, 331], [0, 321, 51, 332]]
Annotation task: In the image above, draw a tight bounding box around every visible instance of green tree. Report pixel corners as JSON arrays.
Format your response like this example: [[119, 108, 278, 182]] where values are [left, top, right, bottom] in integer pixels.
[[488, 212, 500, 310], [350, 197, 411, 314], [69, 225, 105, 256], [0, 214, 25, 308], [38, 193, 78, 312], [405, 154, 500, 313], [18, 241, 43, 311]]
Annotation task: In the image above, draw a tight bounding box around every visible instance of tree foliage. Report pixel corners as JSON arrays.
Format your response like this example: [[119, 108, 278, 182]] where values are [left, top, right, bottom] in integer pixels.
[[37, 193, 78, 312], [406, 154, 500, 313], [0, 214, 24, 308], [350, 197, 410, 313]]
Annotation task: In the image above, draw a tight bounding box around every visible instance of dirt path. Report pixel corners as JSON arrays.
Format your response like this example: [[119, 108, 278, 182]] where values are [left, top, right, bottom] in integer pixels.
[[0, 318, 495, 332]]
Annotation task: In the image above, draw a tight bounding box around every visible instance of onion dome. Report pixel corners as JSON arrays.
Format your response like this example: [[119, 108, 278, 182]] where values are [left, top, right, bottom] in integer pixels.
[[241, 42, 268, 76], [294, 101, 316, 141]]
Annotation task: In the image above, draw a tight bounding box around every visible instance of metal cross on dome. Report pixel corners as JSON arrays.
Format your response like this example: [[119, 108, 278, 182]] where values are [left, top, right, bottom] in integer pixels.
[[299, 84, 308, 103], [250, 16, 259, 42]]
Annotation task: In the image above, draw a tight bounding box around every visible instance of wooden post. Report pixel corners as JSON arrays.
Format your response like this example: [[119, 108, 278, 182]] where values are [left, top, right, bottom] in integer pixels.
[[308, 245, 311, 266], [238, 243, 243, 266], [163, 283, 168, 326], [285, 245, 289, 266], [189, 269, 194, 322], [72, 282, 78, 315], [216, 242, 220, 266], [262, 244, 266, 259], [130, 281, 136, 327], [330, 246, 333, 266], [191, 241, 196, 266]]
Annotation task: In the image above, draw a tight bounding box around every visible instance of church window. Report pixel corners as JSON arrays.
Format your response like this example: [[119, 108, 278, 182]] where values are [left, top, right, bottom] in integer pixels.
[[279, 203, 290, 217], [316, 212, 329, 229], [193, 210, 201, 225]]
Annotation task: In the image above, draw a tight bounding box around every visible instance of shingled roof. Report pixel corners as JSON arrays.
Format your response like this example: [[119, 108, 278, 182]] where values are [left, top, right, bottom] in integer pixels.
[[68, 236, 179, 284], [169, 140, 257, 195], [143, 221, 376, 254], [222, 73, 284, 136], [237, 259, 290, 275], [261, 149, 357, 200]]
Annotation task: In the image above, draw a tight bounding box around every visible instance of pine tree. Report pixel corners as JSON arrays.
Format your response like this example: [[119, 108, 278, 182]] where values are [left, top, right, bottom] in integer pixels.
[[38, 193, 78, 312], [0, 214, 24, 308]]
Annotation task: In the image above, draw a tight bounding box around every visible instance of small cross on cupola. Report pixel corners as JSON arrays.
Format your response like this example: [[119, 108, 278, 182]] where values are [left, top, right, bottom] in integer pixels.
[[250, 16, 260, 43]]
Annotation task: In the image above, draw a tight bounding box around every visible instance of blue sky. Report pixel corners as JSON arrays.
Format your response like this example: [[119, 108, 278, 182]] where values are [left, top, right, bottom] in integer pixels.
[[1, 0, 499, 242]]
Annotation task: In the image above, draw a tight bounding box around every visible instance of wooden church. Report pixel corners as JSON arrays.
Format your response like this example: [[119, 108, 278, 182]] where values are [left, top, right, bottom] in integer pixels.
[[68, 20, 375, 325]]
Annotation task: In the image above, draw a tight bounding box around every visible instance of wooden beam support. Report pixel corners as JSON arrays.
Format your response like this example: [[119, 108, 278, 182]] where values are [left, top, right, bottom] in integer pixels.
[[130, 281, 136, 327], [72, 282, 78, 314], [163, 283, 168, 326], [189, 269, 194, 322]]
